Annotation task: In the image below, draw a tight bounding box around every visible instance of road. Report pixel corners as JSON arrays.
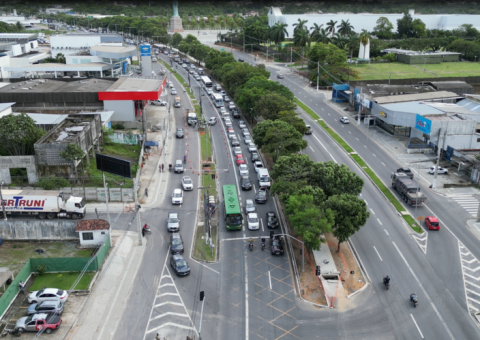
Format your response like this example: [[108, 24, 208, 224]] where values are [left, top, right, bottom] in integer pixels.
[[109, 48, 480, 340]]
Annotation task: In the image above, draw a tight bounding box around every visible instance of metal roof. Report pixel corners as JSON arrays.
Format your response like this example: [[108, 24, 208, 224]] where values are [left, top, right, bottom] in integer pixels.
[[105, 77, 163, 92], [380, 48, 461, 56], [373, 91, 460, 104], [20, 113, 68, 125], [457, 98, 480, 114], [90, 45, 136, 59], [0, 78, 115, 93], [0, 102, 15, 112], [383, 101, 444, 115]]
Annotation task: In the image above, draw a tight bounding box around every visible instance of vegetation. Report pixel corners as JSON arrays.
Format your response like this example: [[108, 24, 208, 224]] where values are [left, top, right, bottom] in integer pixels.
[[37, 177, 71, 190], [0, 113, 45, 156], [30, 272, 95, 291]]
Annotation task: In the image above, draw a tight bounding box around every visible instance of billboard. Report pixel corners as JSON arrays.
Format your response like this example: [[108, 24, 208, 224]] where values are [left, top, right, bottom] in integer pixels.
[[415, 114, 432, 135], [96, 153, 132, 178], [140, 44, 151, 56]]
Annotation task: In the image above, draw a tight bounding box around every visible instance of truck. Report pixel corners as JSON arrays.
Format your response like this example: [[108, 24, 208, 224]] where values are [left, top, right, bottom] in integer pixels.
[[391, 173, 426, 206], [15, 313, 62, 334], [174, 96, 181, 108], [186, 109, 197, 126], [396, 167, 414, 179], [1, 190, 86, 220]]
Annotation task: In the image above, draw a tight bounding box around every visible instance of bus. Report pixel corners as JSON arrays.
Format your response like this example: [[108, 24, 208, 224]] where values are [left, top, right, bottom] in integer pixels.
[[223, 185, 242, 230], [213, 93, 224, 108], [201, 76, 212, 87]]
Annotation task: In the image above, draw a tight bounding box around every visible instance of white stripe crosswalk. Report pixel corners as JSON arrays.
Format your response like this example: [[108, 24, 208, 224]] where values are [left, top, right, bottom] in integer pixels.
[[451, 196, 479, 216]]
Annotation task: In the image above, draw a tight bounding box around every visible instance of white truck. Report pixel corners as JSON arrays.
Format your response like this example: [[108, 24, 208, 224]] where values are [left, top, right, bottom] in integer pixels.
[[257, 168, 271, 188], [174, 96, 181, 108], [1, 190, 86, 220], [186, 110, 198, 126]]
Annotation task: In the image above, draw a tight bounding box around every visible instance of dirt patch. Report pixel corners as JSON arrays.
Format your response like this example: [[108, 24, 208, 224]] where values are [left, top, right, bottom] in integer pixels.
[[324, 233, 366, 296]]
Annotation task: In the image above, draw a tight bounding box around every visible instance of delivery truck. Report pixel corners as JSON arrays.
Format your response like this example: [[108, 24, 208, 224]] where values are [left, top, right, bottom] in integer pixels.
[[391, 173, 426, 206], [174, 96, 181, 108], [1, 190, 86, 220], [186, 109, 198, 126]]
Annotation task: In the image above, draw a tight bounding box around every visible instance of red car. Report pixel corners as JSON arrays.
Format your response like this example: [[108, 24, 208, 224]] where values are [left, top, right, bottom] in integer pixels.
[[235, 155, 245, 165], [425, 216, 440, 230]]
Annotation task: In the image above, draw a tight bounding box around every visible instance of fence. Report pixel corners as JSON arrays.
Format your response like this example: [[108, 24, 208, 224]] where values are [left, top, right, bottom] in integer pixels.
[[0, 220, 77, 241]]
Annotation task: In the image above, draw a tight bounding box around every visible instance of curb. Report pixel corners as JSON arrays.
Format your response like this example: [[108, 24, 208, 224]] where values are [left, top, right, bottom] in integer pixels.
[[345, 239, 370, 299]]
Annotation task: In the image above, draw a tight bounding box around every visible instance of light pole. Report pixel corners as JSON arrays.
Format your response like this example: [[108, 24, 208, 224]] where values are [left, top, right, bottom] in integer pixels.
[[274, 233, 304, 272], [475, 56, 478, 62], [0, 181, 7, 220], [423, 57, 427, 72]]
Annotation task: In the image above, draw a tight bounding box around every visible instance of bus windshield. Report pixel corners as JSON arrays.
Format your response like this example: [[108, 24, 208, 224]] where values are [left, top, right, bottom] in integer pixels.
[[226, 214, 242, 225]]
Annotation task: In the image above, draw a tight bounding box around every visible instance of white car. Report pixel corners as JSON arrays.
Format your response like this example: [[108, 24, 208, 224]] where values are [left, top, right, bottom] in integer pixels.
[[168, 82, 174, 88], [181, 176, 193, 190], [220, 107, 227, 114], [151, 99, 167, 106], [247, 213, 260, 230], [206, 89, 213, 96], [248, 143, 257, 153], [228, 131, 236, 139], [254, 161, 264, 173], [429, 166, 448, 174], [233, 146, 242, 156], [245, 199, 256, 214], [171, 89, 177, 95], [239, 164, 249, 176], [242, 128, 250, 136], [28, 288, 68, 304], [239, 121, 246, 129], [244, 136, 252, 144], [172, 189, 184, 205], [224, 118, 233, 126], [340, 117, 350, 124]]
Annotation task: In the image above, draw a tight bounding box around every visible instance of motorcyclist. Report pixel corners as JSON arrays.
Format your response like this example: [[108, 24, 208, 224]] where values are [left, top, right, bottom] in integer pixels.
[[184, 154, 187, 163], [249, 238, 253, 244], [143, 224, 149, 231], [261, 237, 266, 250], [410, 293, 418, 302], [383, 275, 390, 285], [169, 163, 172, 171]]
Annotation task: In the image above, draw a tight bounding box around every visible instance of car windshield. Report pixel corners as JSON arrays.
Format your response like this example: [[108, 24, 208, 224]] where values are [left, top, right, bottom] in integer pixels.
[[249, 216, 259, 223], [183, 178, 192, 184], [257, 192, 266, 198], [168, 217, 179, 222], [268, 216, 277, 223], [430, 222, 439, 226], [172, 238, 182, 245], [173, 192, 181, 197], [246, 202, 254, 208], [273, 240, 281, 246], [176, 260, 188, 268]]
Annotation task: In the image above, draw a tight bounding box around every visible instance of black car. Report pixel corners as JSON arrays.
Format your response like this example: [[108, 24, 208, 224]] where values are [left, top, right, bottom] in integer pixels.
[[266, 212, 279, 229], [255, 187, 268, 204], [231, 138, 240, 146], [238, 58, 244, 62], [241, 176, 253, 190], [170, 232, 184, 254], [176, 128, 184, 138], [251, 152, 260, 162], [270, 235, 284, 255], [170, 254, 190, 276], [232, 109, 241, 119]]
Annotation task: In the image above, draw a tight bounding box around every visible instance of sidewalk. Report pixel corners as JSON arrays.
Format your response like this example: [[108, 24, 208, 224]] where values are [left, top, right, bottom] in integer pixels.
[[65, 230, 145, 340]]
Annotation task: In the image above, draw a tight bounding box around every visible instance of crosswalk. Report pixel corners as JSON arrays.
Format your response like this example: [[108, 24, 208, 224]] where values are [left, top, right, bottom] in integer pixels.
[[451, 196, 479, 217], [459, 241, 480, 314]]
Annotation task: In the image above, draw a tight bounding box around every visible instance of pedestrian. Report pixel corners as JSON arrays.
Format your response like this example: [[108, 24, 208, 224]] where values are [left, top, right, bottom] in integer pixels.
[[155, 333, 161, 340], [19, 281, 25, 295], [142, 228, 146, 237], [145, 188, 148, 197], [161, 163, 164, 172]]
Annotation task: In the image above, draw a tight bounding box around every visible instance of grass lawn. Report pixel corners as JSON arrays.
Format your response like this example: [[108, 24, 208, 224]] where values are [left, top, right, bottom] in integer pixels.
[[30, 272, 95, 291], [424, 62, 480, 77]]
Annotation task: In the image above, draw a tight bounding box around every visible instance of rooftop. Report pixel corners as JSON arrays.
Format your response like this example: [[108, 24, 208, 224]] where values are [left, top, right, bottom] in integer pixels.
[[0, 78, 116, 94], [76, 219, 110, 232], [4, 62, 114, 73], [42, 114, 98, 144], [373, 91, 461, 105], [104, 77, 163, 92], [359, 84, 436, 97], [381, 48, 461, 56]]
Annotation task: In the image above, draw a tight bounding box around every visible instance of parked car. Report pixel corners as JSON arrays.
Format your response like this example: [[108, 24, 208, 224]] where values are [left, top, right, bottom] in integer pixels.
[[174, 160, 184, 173], [181, 176, 193, 191], [254, 161, 264, 173], [428, 166, 448, 174], [151, 99, 167, 106], [15, 313, 61, 334], [28, 288, 68, 304], [340, 117, 350, 124], [171, 189, 183, 205], [270, 235, 284, 255], [245, 199, 256, 214], [251, 152, 260, 162], [167, 212, 180, 232], [238, 58, 244, 62], [247, 213, 260, 230], [239, 164, 248, 176], [208, 117, 217, 125], [266, 211, 279, 229], [170, 254, 190, 276], [241, 176, 253, 190], [255, 187, 268, 204], [170, 232, 184, 254], [176, 128, 184, 138], [425, 216, 440, 230], [27, 300, 64, 316]]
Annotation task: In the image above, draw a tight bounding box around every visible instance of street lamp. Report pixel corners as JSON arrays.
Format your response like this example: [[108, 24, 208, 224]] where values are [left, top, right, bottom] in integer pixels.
[[0, 180, 7, 220], [475, 56, 478, 62]]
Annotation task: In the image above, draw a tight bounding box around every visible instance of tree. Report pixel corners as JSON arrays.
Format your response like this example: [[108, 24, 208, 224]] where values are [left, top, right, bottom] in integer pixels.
[[55, 53, 66, 64], [373, 17, 394, 39], [253, 120, 307, 161], [310, 23, 323, 41], [325, 194, 369, 252], [459, 24, 480, 39], [254, 92, 296, 121], [285, 193, 334, 250], [412, 18, 427, 38], [359, 29, 371, 59], [311, 161, 364, 198], [293, 18, 308, 34], [59, 143, 85, 180], [397, 12, 414, 38], [178, 40, 190, 53], [314, 28, 331, 44], [270, 22, 289, 45], [308, 43, 347, 66], [15, 21, 23, 31], [222, 63, 270, 96], [271, 154, 315, 183], [0, 113, 45, 156], [171, 32, 183, 46], [345, 33, 359, 58], [278, 110, 308, 135], [337, 19, 354, 37], [326, 20, 338, 37], [293, 27, 310, 48]]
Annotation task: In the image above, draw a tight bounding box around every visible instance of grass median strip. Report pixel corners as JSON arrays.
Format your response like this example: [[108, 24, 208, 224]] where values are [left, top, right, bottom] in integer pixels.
[[296, 97, 423, 234]]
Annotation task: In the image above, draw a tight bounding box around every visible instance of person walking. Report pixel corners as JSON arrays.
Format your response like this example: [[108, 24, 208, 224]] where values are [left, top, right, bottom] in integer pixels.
[[161, 163, 164, 172], [19, 281, 25, 295], [145, 188, 148, 197]]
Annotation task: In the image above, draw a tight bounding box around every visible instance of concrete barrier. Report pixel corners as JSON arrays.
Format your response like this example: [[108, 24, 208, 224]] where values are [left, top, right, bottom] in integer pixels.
[[0, 220, 78, 240]]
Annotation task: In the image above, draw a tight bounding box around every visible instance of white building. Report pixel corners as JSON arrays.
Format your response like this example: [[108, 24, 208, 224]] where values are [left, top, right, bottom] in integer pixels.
[[75, 219, 110, 248], [50, 33, 124, 57], [268, 7, 480, 37]]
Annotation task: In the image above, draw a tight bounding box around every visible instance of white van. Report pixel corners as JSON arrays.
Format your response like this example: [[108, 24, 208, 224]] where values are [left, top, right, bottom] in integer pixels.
[[257, 168, 270, 188]]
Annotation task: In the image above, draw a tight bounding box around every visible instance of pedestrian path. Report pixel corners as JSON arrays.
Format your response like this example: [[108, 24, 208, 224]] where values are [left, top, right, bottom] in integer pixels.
[[144, 262, 197, 340], [451, 196, 479, 217]]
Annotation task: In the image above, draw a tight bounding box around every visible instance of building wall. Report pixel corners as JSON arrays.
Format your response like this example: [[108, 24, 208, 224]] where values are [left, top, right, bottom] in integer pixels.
[[0, 156, 37, 185], [0, 54, 10, 78], [65, 55, 102, 64], [0, 220, 78, 240], [104, 100, 135, 122], [51, 35, 102, 56], [79, 230, 107, 248]]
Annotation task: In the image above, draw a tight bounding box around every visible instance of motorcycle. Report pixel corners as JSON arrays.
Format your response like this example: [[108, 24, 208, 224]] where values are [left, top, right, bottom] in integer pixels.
[[383, 280, 390, 290], [169, 165, 172, 172], [1, 328, 22, 337], [410, 294, 418, 307], [261, 242, 265, 251], [143, 225, 151, 234], [248, 242, 253, 251]]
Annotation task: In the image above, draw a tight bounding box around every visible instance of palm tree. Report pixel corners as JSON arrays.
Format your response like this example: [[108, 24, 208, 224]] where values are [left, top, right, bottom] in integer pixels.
[[293, 28, 310, 48], [326, 20, 338, 37], [337, 19, 354, 37], [332, 33, 347, 49], [345, 33, 359, 58], [315, 28, 331, 44], [310, 23, 323, 41], [293, 18, 308, 34], [359, 29, 371, 59], [270, 22, 289, 46]]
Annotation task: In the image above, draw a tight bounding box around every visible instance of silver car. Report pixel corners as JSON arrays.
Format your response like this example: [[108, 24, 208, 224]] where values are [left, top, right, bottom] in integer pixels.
[[245, 199, 256, 214], [167, 212, 180, 231], [242, 128, 250, 136], [244, 136, 252, 144], [233, 146, 242, 156], [248, 143, 257, 153]]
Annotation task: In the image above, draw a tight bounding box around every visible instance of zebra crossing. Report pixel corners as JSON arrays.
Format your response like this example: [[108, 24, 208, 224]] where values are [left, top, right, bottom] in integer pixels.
[[459, 241, 480, 314], [451, 196, 479, 217]]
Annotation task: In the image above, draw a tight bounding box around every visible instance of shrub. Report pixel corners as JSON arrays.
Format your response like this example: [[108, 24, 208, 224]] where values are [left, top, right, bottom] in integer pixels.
[[37, 264, 48, 275], [111, 123, 125, 130], [37, 177, 70, 190]]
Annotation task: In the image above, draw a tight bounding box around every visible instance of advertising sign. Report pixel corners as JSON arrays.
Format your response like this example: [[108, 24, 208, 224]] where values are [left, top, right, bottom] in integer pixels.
[[415, 114, 432, 135], [140, 44, 151, 57]]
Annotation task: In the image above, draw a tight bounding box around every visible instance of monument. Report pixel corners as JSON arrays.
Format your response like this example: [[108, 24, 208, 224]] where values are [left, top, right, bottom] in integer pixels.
[[169, 0, 184, 32]]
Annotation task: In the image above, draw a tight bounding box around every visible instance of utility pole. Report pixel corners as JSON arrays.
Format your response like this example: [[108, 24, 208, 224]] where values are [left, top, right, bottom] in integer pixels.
[[0, 181, 7, 220], [133, 179, 142, 244], [198, 291, 205, 340], [102, 174, 112, 242], [431, 128, 443, 189]]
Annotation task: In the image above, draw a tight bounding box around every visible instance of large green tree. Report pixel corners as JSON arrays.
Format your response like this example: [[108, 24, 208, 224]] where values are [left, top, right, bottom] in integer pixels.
[[0, 113, 44, 156], [373, 17, 394, 39], [397, 12, 414, 38], [171, 32, 183, 46], [325, 194, 369, 251], [412, 18, 427, 38], [254, 92, 296, 121], [311, 161, 364, 198], [337, 19, 354, 36]]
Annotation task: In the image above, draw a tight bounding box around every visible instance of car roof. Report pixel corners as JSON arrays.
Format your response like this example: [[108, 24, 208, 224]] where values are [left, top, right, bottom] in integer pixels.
[[183, 176, 191, 180], [426, 216, 439, 222], [255, 161, 262, 165], [172, 254, 184, 260], [171, 232, 182, 239], [41, 288, 60, 294], [173, 189, 182, 194], [169, 211, 178, 217], [175, 159, 182, 163], [267, 211, 276, 216], [38, 300, 61, 306], [248, 213, 258, 217], [246, 199, 253, 203]]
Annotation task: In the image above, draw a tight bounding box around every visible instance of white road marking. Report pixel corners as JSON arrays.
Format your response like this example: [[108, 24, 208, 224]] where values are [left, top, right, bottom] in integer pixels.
[[377, 218, 383, 225], [244, 240, 250, 340], [260, 218, 264, 232], [268, 271, 272, 289], [253, 185, 257, 193], [309, 146, 315, 152], [313, 134, 337, 163], [356, 138, 359, 141], [393, 242, 455, 340], [384, 229, 389, 236], [373, 246, 383, 261], [370, 208, 375, 215], [382, 162, 386, 166], [372, 153, 376, 157], [410, 315, 424, 338], [348, 131, 351, 134]]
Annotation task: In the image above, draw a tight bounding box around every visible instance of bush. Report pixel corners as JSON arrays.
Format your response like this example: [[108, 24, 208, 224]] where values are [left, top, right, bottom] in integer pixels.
[[111, 123, 125, 130], [37, 264, 48, 275], [37, 177, 70, 190]]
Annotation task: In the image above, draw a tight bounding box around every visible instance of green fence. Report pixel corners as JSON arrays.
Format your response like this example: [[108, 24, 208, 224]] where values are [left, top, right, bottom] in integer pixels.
[[0, 237, 111, 318]]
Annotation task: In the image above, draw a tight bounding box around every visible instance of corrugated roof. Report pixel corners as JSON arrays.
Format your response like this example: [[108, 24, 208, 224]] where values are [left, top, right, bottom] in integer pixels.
[[383, 101, 444, 115], [0, 102, 15, 112], [76, 219, 110, 231], [373, 91, 460, 104], [457, 98, 480, 114], [105, 77, 162, 92], [0, 78, 115, 93], [90, 45, 135, 54], [19, 113, 68, 125]]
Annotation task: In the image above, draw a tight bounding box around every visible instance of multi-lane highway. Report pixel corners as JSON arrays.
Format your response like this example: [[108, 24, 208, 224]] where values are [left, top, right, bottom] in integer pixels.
[[111, 48, 480, 340]]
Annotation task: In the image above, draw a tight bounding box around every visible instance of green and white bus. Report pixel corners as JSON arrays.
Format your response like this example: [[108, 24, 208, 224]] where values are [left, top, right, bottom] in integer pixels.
[[222, 184, 242, 230]]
